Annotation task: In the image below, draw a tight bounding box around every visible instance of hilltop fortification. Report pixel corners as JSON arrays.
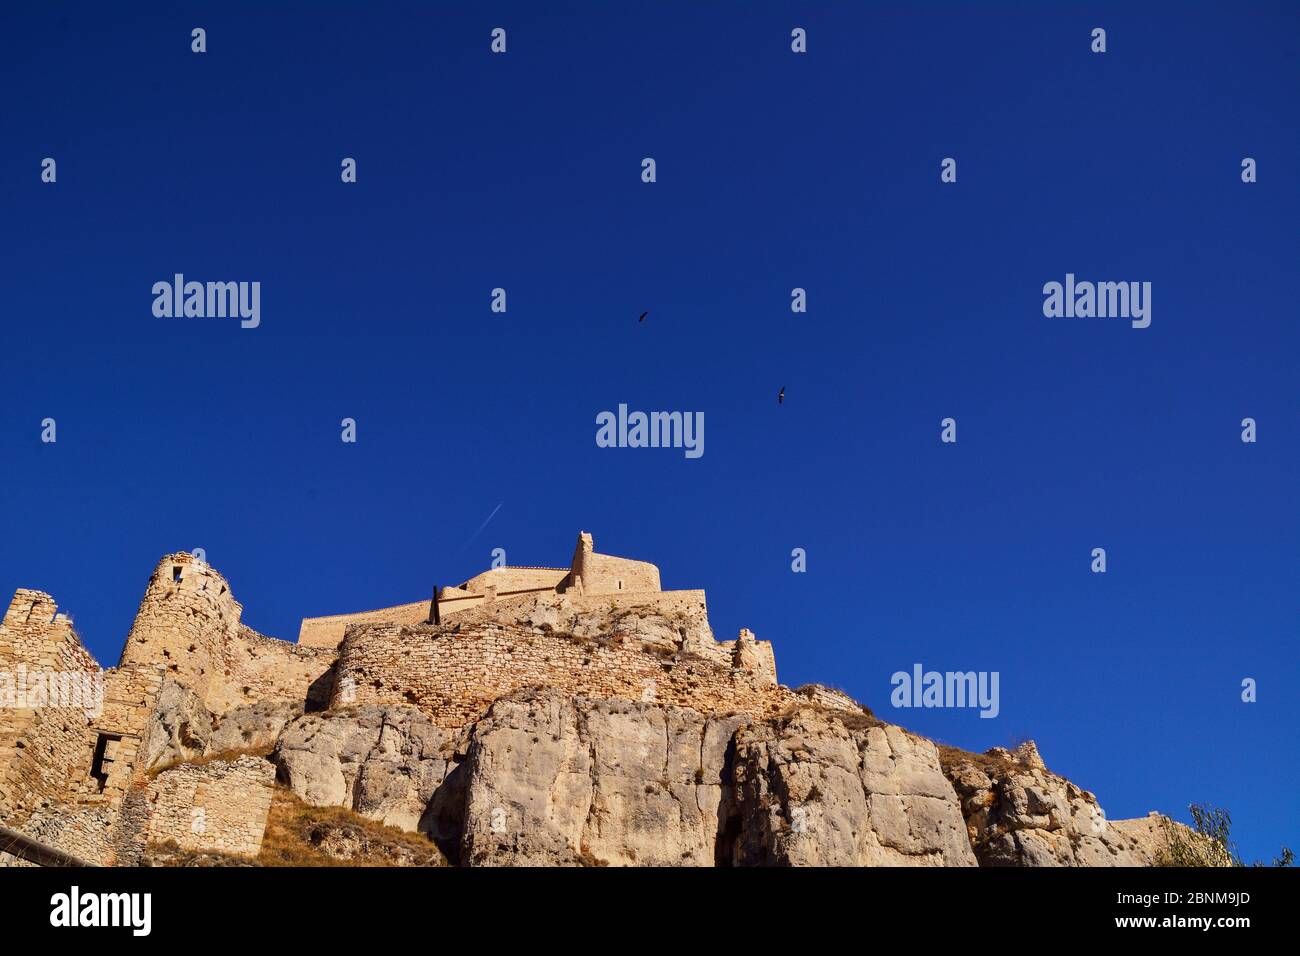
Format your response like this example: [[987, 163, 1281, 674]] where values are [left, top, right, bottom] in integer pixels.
[[0, 532, 1179, 867]]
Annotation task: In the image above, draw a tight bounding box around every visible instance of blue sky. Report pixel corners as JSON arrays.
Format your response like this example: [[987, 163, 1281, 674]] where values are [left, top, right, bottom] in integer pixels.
[[1, 3, 1295, 861]]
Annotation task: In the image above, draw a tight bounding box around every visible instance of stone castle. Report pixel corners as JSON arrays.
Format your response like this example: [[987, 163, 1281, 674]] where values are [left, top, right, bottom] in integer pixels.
[[0, 532, 1176, 867], [0, 533, 832, 864]]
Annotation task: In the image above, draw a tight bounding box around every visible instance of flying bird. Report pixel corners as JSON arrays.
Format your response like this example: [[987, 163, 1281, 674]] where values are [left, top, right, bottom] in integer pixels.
[[778, 387, 785, 404], [638, 311, 648, 322]]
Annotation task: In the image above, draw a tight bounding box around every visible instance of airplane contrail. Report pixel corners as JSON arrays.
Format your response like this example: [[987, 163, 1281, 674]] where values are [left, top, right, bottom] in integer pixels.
[[459, 501, 504, 552]]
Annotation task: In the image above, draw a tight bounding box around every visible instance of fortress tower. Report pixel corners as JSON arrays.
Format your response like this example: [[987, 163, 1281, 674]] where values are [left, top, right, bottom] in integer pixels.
[[563, 531, 661, 595]]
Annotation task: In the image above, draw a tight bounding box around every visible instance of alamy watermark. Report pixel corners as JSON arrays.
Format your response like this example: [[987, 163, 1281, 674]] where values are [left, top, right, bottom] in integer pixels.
[[50, 886, 151, 937], [890, 663, 999, 719], [0, 666, 104, 717], [595, 404, 704, 459], [1042, 273, 1150, 329], [152, 274, 260, 328]]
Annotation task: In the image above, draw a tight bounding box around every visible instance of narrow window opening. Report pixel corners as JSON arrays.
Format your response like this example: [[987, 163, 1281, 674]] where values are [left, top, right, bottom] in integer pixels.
[[89, 733, 122, 793], [172, 566, 183, 583]]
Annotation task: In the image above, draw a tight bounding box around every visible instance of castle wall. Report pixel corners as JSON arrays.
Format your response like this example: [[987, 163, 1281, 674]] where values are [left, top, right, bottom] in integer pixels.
[[451, 588, 711, 632], [570, 534, 661, 595], [0, 590, 104, 825], [2, 755, 276, 865], [120, 553, 335, 715], [331, 620, 795, 731], [457, 567, 569, 595], [298, 534, 668, 647], [298, 599, 432, 648], [0, 803, 121, 867], [712, 639, 778, 685], [63, 662, 167, 807], [407, 586, 778, 688], [0, 589, 101, 673], [145, 755, 274, 858]]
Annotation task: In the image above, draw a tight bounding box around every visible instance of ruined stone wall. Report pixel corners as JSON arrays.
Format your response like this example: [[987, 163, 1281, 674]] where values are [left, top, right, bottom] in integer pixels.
[[435, 567, 573, 621], [119, 554, 244, 700], [792, 684, 859, 713], [3, 755, 276, 865], [331, 620, 805, 731], [0, 590, 104, 825], [64, 662, 167, 806], [2, 557, 329, 866], [229, 626, 336, 712], [0, 803, 120, 867], [0, 589, 101, 674], [145, 755, 274, 858], [120, 553, 335, 715], [568, 589, 704, 618], [426, 587, 779, 689], [0, 704, 97, 825], [457, 588, 711, 631]]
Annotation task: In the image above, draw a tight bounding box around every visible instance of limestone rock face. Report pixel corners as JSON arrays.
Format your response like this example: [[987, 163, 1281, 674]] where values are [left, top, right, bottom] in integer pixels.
[[726, 710, 977, 866], [272, 705, 457, 835], [144, 679, 300, 770], [209, 700, 301, 755], [459, 689, 742, 866], [942, 742, 1166, 866], [210, 688, 1177, 868], [145, 679, 213, 769], [456, 689, 974, 867]]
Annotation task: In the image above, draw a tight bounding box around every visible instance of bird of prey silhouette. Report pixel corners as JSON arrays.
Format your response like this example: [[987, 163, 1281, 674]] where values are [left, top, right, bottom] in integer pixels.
[[638, 311, 648, 322], [778, 387, 785, 404]]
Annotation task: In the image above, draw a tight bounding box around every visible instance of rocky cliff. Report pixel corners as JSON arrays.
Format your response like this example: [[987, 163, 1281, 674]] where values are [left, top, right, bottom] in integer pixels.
[[1, 552, 1185, 868], [144, 685, 1173, 867]]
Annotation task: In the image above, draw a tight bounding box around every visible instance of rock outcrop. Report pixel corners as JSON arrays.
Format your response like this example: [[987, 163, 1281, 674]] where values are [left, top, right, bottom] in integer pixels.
[[459, 690, 742, 866], [272, 705, 458, 837], [145, 678, 301, 770], [269, 689, 978, 867], [259, 690, 1178, 868], [941, 741, 1169, 866], [727, 709, 976, 866]]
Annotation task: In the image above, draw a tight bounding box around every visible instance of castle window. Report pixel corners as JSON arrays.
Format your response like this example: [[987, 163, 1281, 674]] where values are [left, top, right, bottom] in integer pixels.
[[618, 580, 623, 590], [172, 566, 183, 583], [89, 733, 122, 793]]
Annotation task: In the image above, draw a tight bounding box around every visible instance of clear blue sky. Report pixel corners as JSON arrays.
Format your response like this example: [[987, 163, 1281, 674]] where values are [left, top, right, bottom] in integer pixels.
[[2, 3, 1295, 862]]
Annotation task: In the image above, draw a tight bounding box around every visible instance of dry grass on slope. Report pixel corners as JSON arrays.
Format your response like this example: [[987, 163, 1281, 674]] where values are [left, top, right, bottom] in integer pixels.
[[257, 787, 448, 867]]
